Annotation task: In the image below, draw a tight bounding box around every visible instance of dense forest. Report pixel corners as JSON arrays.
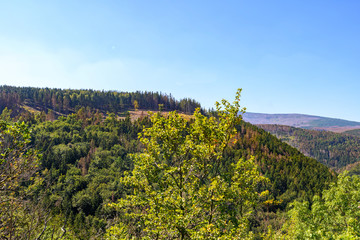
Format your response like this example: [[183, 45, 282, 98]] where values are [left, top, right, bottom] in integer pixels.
[[1, 86, 359, 239], [345, 128, 360, 137], [259, 124, 360, 170], [0, 85, 203, 116]]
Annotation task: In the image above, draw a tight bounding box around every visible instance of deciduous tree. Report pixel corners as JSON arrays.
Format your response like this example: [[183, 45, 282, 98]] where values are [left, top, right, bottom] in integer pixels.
[[284, 172, 360, 239], [108, 89, 267, 239], [0, 118, 43, 239]]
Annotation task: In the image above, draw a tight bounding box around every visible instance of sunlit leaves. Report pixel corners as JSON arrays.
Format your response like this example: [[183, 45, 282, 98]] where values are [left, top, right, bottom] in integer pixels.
[[284, 172, 360, 239], [0, 118, 42, 239], [109, 89, 267, 239]]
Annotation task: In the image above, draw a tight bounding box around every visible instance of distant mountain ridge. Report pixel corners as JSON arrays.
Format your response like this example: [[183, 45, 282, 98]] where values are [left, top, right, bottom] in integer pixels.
[[243, 112, 360, 132]]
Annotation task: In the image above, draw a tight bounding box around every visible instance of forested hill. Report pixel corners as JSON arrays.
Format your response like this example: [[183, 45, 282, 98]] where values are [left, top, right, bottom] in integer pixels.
[[19, 109, 334, 237], [1, 87, 338, 238], [345, 129, 360, 137], [0, 85, 202, 116], [234, 122, 334, 200], [259, 124, 360, 170]]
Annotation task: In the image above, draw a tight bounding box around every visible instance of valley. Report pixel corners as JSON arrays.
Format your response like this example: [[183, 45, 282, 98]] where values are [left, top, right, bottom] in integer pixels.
[[0, 85, 359, 239]]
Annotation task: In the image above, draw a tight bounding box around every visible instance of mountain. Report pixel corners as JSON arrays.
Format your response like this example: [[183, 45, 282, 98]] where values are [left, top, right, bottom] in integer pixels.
[[258, 124, 360, 170], [27, 108, 334, 236], [243, 112, 360, 132], [0, 86, 336, 200], [1, 85, 337, 238]]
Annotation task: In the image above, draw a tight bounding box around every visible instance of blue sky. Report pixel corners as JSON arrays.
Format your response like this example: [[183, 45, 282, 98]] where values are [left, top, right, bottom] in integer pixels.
[[1, 1, 360, 121]]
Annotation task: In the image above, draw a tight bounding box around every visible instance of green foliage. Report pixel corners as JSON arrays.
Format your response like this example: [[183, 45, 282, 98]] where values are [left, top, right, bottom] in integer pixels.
[[0, 85, 202, 115], [345, 128, 360, 137], [260, 124, 360, 169], [225, 122, 335, 236], [0, 119, 40, 191], [26, 109, 150, 238], [284, 172, 360, 239], [231, 122, 334, 204], [0, 87, 340, 238], [104, 222, 129, 240], [109, 89, 267, 239], [0, 117, 44, 239], [347, 162, 360, 176]]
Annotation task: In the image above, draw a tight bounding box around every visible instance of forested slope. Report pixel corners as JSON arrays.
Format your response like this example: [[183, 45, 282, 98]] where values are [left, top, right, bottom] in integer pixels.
[[0, 86, 338, 238], [233, 122, 334, 203], [10, 109, 332, 237], [345, 128, 360, 137], [259, 124, 360, 170], [0, 85, 202, 116]]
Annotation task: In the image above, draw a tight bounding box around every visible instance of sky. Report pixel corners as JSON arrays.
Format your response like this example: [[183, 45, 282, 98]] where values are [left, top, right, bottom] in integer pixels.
[[1, 1, 360, 121]]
